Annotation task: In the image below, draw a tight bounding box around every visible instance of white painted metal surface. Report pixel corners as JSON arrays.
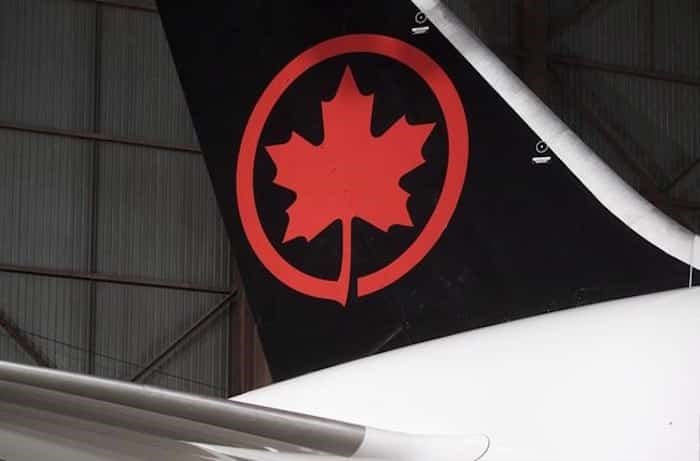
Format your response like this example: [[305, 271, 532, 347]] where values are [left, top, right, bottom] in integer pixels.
[[2, 288, 698, 460], [235, 287, 700, 460]]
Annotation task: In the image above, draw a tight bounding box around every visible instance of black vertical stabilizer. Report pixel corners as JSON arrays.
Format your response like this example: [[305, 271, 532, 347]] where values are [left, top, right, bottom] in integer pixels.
[[156, 1, 692, 380]]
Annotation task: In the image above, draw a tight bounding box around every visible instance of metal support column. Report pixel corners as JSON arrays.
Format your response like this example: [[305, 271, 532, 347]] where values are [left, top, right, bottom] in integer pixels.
[[131, 291, 237, 383], [549, 55, 700, 88], [227, 284, 257, 394], [87, 0, 103, 376], [0, 264, 230, 294], [0, 310, 54, 368]]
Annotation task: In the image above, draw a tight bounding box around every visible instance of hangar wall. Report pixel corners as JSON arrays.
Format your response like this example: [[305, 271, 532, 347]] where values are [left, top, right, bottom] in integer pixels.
[[0, 0, 698, 396], [0, 0, 270, 398]]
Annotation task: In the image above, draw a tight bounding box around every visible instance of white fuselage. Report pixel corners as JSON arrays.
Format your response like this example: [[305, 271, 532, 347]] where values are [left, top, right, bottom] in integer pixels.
[[233, 287, 700, 460]]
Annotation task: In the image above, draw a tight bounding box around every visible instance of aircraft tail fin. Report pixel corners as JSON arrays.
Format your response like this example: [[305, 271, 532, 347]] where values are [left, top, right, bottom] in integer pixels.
[[156, 1, 699, 380]]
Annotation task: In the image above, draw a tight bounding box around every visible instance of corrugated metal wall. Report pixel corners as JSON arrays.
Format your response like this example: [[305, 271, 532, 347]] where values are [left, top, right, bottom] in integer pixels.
[[0, 0, 95, 130], [545, 0, 700, 232], [0, 0, 269, 397], [100, 5, 198, 146], [0, 0, 698, 396]]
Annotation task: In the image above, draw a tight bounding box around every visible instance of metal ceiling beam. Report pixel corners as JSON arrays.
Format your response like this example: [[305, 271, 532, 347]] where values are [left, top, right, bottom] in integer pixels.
[[95, 0, 156, 12], [0, 121, 201, 155], [71, 0, 157, 13], [550, 55, 700, 88], [131, 291, 236, 383], [0, 264, 230, 295], [549, 53, 700, 197], [0, 309, 53, 368]]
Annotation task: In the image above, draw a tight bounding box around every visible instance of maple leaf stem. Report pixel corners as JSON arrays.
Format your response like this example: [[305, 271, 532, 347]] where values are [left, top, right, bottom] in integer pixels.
[[338, 218, 352, 307]]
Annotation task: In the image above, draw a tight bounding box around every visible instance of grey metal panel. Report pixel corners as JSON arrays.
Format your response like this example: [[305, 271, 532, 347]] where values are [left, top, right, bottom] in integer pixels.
[[445, 0, 516, 48], [0, 330, 33, 366], [100, 5, 199, 147], [551, 66, 700, 236], [0, 129, 92, 271], [545, 0, 700, 236], [97, 142, 230, 286], [147, 307, 229, 397], [0, 0, 255, 393], [0, 273, 91, 372], [547, 0, 576, 20], [548, 68, 644, 191], [0, 0, 95, 130], [653, 0, 700, 78], [618, 78, 700, 190], [550, 0, 651, 69], [94, 283, 227, 396], [554, 67, 700, 190]]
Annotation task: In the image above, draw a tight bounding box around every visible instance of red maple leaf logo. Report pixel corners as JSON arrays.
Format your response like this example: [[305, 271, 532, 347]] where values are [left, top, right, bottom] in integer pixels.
[[265, 66, 435, 306]]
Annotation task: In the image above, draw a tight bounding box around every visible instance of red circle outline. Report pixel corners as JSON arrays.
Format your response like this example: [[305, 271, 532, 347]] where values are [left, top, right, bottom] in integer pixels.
[[236, 34, 469, 304]]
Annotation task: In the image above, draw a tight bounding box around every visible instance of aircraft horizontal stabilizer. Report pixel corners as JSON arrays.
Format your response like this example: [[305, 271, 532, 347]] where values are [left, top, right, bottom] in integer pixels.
[[0, 361, 487, 461]]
